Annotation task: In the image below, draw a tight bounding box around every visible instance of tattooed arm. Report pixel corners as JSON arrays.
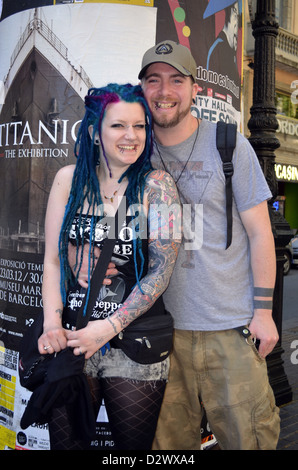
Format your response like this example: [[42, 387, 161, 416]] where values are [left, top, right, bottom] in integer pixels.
[[66, 170, 181, 358]]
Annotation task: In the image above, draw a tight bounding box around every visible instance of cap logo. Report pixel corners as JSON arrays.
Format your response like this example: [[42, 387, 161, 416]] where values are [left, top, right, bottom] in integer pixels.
[[155, 43, 173, 55]]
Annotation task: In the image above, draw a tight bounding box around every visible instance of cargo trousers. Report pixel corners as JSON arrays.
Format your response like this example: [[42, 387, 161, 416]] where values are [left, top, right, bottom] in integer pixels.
[[152, 328, 280, 450]]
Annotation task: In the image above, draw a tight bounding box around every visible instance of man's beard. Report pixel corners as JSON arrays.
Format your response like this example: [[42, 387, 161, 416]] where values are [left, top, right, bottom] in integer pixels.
[[152, 100, 192, 129]]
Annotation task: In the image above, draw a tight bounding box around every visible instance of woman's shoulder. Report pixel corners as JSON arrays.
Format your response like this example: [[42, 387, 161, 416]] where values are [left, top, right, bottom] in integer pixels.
[[56, 164, 76, 178], [49, 165, 76, 200], [53, 164, 76, 185]]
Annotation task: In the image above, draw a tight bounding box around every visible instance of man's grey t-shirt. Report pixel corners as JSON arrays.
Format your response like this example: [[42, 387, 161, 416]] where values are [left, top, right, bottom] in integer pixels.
[[151, 119, 272, 331]]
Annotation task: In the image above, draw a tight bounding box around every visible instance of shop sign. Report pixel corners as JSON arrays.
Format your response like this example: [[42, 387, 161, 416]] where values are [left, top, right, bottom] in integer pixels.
[[277, 118, 298, 136], [275, 163, 298, 182]]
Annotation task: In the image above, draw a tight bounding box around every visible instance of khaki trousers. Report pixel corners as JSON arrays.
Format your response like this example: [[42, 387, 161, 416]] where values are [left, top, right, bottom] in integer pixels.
[[153, 328, 280, 450]]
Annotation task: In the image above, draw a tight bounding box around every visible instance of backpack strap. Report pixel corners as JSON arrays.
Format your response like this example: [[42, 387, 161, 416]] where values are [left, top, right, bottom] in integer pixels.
[[216, 121, 237, 249]]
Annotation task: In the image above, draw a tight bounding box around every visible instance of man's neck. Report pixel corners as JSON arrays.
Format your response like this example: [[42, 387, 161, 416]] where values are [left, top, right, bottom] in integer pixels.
[[153, 114, 200, 147]]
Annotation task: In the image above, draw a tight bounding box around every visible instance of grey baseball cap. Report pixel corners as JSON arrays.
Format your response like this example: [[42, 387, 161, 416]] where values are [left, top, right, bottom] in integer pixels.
[[138, 40, 197, 82]]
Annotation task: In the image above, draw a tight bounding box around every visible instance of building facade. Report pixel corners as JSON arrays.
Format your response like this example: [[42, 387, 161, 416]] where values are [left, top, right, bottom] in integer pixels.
[[243, 0, 298, 233]]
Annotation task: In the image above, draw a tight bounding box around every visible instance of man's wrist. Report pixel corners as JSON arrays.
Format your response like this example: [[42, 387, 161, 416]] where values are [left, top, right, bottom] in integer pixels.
[[253, 286, 273, 311]]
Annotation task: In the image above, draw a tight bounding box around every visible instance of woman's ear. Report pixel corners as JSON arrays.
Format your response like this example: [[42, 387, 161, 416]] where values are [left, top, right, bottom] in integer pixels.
[[88, 125, 100, 145]]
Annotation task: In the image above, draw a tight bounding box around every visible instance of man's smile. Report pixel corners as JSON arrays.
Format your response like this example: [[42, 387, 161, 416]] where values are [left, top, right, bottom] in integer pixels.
[[154, 101, 177, 110]]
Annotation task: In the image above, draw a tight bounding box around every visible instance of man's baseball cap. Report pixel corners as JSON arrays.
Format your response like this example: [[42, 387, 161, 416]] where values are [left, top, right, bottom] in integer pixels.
[[138, 40, 197, 82]]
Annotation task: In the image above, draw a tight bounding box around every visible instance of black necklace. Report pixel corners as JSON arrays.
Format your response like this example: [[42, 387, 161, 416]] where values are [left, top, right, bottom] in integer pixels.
[[154, 121, 199, 185]]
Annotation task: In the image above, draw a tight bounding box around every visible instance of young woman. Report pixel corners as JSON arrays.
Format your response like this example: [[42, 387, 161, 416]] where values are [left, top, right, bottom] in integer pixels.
[[37, 83, 181, 450]]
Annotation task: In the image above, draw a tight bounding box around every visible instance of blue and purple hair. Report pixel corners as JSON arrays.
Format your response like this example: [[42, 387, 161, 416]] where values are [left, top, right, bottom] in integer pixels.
[[59, 83, 153, 305]]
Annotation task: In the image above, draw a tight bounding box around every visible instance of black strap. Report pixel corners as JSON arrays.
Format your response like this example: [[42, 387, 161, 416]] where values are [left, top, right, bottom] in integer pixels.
[[216, 121, 237, 250], [75, 196, 127, 330]]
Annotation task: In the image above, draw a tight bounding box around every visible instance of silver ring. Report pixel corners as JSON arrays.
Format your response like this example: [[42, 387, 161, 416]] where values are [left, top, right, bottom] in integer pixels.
[[44, 345, 51, 350], [246, 336, 257, 345]]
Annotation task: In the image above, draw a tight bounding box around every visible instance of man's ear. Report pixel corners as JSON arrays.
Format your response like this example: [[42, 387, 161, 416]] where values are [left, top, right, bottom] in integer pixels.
[[192, 83, 199, 102], [88, 125, 100, 145]]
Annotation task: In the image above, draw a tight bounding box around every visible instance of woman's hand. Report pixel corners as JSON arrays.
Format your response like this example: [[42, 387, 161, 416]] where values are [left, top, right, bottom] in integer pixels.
[[65, 319, 116, 359], [38, 326, 68, 355]]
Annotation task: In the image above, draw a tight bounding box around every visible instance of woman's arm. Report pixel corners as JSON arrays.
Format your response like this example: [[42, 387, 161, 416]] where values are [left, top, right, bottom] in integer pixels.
[[37, 165, 75, 354], [66, 170, 181, 358]]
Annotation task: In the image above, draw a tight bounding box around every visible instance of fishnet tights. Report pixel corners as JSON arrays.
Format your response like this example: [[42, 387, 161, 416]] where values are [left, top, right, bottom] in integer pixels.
[[48, 376, 166, 450]]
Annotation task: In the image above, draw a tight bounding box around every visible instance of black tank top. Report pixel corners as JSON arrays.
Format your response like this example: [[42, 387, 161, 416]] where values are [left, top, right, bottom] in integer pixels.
[[63, 211, 164, 330]]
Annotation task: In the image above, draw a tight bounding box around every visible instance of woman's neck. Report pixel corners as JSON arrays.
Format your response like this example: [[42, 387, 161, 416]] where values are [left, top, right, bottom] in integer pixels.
[[97, 163, 128, 216]]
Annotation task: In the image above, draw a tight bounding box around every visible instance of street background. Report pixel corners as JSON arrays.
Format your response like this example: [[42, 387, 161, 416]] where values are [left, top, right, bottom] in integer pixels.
[[277, 267, 298, 450]]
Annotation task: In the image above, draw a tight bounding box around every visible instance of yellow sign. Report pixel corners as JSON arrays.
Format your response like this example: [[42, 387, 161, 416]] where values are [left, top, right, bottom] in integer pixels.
[[0, 348, 17, 450], [275, 163, 298, 183], [54, 0, 154, 6]]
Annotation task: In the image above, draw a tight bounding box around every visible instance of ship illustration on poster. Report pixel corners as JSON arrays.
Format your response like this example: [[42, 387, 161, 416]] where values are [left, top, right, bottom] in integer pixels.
[[0, 8, 91, 253]]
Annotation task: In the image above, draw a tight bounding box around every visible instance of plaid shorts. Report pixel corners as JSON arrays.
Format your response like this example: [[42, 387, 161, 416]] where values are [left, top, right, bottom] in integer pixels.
[[153, 328, 280, 450], [84, 347, 169, 382]]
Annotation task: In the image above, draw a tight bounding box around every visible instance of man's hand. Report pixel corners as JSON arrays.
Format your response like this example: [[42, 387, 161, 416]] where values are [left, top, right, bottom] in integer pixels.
[[68, 243, 118, 288], [249, 312, 279, 358]]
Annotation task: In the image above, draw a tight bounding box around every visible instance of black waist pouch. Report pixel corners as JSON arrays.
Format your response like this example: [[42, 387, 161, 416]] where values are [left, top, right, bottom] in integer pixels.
[[111, 308, 174, 364]]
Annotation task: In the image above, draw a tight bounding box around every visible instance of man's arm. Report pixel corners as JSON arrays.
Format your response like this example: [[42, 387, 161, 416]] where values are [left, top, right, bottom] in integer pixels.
[[240, 200, 278, 358]]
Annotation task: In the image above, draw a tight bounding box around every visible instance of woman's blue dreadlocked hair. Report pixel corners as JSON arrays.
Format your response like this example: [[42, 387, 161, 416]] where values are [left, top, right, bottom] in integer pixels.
[[59, 83, 153, 306]]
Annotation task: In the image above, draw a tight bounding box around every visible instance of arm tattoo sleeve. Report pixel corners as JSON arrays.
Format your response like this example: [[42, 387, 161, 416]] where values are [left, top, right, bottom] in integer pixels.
[[110, 170, 181, 331]]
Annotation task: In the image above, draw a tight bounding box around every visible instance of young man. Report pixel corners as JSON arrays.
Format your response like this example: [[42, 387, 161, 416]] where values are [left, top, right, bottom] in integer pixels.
[[139, 40, 280, 450]]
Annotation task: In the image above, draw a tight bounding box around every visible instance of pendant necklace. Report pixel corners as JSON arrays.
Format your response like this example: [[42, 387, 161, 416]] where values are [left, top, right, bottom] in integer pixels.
[[154, 120, 199, 185], [102, 181, 123, 203]]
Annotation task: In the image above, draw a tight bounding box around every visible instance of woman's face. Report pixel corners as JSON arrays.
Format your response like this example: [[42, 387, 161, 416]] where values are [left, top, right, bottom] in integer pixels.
[[100, 100, 147, 171]]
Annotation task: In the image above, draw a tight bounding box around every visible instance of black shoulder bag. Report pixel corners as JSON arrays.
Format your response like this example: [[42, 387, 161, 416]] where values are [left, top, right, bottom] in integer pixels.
[[216, 121, 237, 249]]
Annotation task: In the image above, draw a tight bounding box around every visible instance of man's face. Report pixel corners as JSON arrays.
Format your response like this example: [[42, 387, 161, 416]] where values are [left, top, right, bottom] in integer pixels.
[[142, 62, 198, 129]]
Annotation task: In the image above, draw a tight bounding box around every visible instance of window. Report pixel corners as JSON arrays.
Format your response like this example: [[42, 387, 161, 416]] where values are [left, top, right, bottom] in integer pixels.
[[276, 91, 298, 119], [276, 0, 292, 31]]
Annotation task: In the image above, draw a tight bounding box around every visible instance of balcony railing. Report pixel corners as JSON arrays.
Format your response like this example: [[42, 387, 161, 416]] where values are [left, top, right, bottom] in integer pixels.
[[276, 27, 298, 68]]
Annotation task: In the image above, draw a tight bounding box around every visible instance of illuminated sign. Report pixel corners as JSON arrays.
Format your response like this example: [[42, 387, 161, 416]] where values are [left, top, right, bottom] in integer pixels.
[[275, 163, 298, 182]]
